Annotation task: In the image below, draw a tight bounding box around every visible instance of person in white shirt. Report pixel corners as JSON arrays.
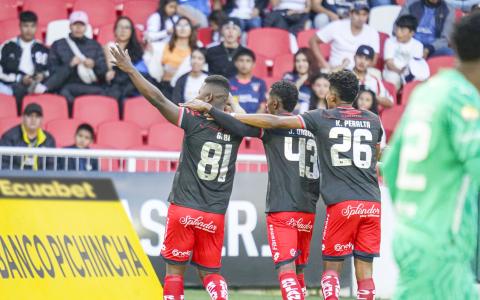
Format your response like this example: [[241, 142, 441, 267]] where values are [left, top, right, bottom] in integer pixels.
[[172, 48, 208, 103], [309, 1, 379, 71], [353, 45, 394, 108], [383, 15, 424, 91], [146, 0, 180, 43], [264, 0, 312, 34]]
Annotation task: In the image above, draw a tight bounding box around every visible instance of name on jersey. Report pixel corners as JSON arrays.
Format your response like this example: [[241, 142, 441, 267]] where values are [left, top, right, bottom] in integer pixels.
[[288, 129, 314, 138], [217, 132, 231, 141], [336, 120, 371, 128]]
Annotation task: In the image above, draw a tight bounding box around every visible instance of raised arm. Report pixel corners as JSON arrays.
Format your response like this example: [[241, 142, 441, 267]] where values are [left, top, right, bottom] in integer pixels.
[[110, 45, 179, 124]]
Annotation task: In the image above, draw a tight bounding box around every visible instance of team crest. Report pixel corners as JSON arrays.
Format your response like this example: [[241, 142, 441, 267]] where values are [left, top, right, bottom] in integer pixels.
[[251, 82, 261, 92]]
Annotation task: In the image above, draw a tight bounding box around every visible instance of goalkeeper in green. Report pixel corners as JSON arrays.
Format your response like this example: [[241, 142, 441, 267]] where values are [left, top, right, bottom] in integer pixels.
[[382, 12, 480, 300]]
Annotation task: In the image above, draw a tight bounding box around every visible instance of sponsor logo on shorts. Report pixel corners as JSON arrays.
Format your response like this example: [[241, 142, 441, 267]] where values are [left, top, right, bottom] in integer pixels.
[[341, 204, 380, 219], [334, 242, 353, 252], [172, 249, 192, 258], [164, 296, 184, 300], [281, 278, 302, 300], [269, 224, 278, 251], [286, 218, 313, 232], [290, 249, 297, 257], [322, 214, 329, 240], [322, 244, 325, 251], [273, 252, 280, 262], [179, 216, 217, 233]]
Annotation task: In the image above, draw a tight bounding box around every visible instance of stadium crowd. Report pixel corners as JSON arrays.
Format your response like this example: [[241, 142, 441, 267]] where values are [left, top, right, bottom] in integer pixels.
[[0, 0, 479, 171]]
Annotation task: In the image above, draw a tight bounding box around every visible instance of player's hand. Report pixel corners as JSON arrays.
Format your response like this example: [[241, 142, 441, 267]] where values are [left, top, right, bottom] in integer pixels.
[[180, 99, 212, 113], [110, 44, 135, 74]]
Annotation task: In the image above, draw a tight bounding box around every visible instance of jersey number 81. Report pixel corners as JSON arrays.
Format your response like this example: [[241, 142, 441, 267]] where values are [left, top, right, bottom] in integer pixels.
[[197, 142, 232, 182]]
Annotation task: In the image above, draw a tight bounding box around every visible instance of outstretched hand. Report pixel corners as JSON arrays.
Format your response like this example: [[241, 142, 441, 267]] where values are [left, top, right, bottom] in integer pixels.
[[180, 99, 212, 113], [109, 44, 134, 73]]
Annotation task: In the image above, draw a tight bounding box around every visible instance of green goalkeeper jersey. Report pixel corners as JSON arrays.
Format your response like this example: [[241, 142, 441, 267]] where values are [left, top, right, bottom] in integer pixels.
[[382, 70, 480, 255]]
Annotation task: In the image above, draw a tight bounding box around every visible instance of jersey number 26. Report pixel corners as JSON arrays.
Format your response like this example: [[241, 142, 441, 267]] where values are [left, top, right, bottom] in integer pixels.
[[329, 127, 372, 169]]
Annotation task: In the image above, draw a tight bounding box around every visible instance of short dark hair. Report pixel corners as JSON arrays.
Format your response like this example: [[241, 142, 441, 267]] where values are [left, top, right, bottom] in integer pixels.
[[328, 70, 359, 103], [76, 123, 95, 139], [20, 11, 38, 24], [233, 48, 256, 62], [452, 12, 480, 62], [395, 15, 418, 32], [270, 80, 299, 112], [205, 75, 230, 95], [192, 47, 207, 59]]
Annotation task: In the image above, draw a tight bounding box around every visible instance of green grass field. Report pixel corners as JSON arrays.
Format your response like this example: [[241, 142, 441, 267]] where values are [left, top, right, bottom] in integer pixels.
[[185, 289, 357, 299]]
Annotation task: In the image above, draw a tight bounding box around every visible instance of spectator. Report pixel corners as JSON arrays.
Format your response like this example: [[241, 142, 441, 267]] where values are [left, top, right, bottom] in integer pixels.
[[58, 123, 98, 171], [224, 0, 266, 31], [177, 0, 216, 27], [35, 11, 108, 111], [0, 11, 49, 111], [264, 0, 311, 34], [208, 10, 228, 44], [312, 0, 354, 29], [283, 48, 317, 114], [310, 1, 380, 70], [383, 15, 424, 90], [172, 48, 208, 103], [229, 48, 267, 113], [0, 103, 55, 170], [399, 0, 455, 58], [104, 17, 150, 106], [146, 0, 180, 43], [206, 18, 247, 78], [309, 73, 330, 109], [353, 45, 394, 108], [353, 88, 386, 148]]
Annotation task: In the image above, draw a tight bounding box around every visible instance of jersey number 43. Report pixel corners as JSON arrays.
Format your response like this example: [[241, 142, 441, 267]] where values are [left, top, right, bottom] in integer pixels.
[[284, 137, 320, 179]]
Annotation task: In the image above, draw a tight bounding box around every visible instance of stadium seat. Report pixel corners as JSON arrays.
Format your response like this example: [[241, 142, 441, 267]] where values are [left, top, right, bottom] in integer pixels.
[[0, 95, 17, 119], [197, 27, 213, 46], [272, 53, 293, 80], [0, 2, 19, 22], [239, 137, 265, 154], [375, 31, 389, 70], [252, 53, 269, 78], [97, 121, 143, 149], [123, 96, 167, 136], [72, 0, 117, 27], [381, 105, 405, 140], [382, 80, 398, 105], [296, 29, 316, 48], [247, 28, 291, 60], [148, 123, 184, 151], [264, 77, 277, 90], [400, 80, 421, 105], [22, 94, 69, 124], [427, 56, 455, 76], [45, 118, 83, 148], [0, 19, 20, 43], [23, 0, 69, 27], [121, 0, 158, 26], [96, 23, 115, 45], [73, 95, 119, 128], [369, 5, 401, 35], [46, 19, 93, 46], [0, 117, 21, 136], [127, 145, 177, 172], [89, 143, 121, 171], [318, 43, 331, 61]]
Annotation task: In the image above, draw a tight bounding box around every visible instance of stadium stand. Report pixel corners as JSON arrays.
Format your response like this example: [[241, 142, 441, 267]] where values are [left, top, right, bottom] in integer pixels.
[[297, 29, 316, 48], [73, 95, 119, 128], [368, 5, 402, 35], [0, 19, 21, 43], [22, 94, 69, 124], [0, 2, 19, 22], [197, 27, 213, 46], [97, 121, 143, 149], [400, 80, 421, 105], [123, 96, 168, 136], [72, 0, 118, 27], [272, 53, 294, 80], [381, 104, 405, 140], [0, 117, 21, 136], [247, 28, 291, 60], [148, 123, 184, 151], [121, 0, 158, 26], [0, 95, 17, 119], [45, 118, 84, 148], [252, 53, 269, 78], [46, 19, 94, 46], [427, 55, 456, 76]]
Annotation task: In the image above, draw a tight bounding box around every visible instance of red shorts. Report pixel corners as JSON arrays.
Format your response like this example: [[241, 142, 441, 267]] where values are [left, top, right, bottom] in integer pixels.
[[161, 204, 225, 271], [322, 200, 381, 261], [267, 212, 315, 269]]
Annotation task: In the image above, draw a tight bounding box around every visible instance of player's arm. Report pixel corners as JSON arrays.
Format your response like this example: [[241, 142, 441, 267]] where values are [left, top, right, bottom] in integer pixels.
[[109, 45, 178, 125]]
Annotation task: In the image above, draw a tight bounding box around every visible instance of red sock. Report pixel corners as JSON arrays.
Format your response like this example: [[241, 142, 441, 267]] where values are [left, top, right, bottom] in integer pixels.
[[163, 275, 184, 300], [278, 271, 304, 300], [321, 270, 340, 300], [203, 273, 228, 300], [296, 273, 308, 297], [357, 278, 375, 300]]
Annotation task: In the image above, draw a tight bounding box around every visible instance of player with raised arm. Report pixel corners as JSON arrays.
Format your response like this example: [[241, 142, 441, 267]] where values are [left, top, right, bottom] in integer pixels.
[[183, 80, 320, 300], [190, 70, 383, 300], [110, 45, 242, 300], [382, 13, 480, 300]]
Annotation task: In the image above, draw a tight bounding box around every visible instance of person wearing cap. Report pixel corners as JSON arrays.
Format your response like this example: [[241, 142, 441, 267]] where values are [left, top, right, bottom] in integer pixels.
[[0, 11, 49, 111], [309, 1, 380, 71], [0, 103, 56, 170], [206, 18, 247, 78], [35, 11, 108, 110], [353, 45, 394, 108], [399, 0, 455, 58], [264, 0, 311, 34]]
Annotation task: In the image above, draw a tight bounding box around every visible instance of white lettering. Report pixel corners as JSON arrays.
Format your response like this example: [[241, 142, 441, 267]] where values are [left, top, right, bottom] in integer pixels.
[[227, 201, 259, 257], [341, 203, 380, 219]]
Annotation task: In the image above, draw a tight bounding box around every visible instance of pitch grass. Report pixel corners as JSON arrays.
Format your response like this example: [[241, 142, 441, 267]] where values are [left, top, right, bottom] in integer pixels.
[[185, 289, 358, 299]]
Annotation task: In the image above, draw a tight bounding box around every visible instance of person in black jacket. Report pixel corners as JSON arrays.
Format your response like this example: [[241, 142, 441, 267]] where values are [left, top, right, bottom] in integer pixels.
[[58, 123, 98, 171], [0, 103, 56, 170], [172, 48, 208, 103], [0, 11, 49, 111]]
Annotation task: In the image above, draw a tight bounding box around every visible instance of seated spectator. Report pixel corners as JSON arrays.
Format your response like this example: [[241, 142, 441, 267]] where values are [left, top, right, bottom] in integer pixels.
[[208, 10, 228, 44], [206, 18, 247, 78], [146, 0, 180, 43], [225, 0, 265, 31], [177, 0, 216, 28], [353, 45, 394, 108], [58, 123, 98, 171], [35, 11, 108, 111], [353, 88, 386, 148], [0, 11, 49, 111], [309, 73, 330, 109], [283, 48, 317, 114], [264, 0, 311, 34], [229, 48, 267, 113], [310, 1, 379, 70], [312, 0, 353, 29], [104, 17, 150, 106], [172, 48, 208, 103], [399, 0, 455, 57], [0, 103, 55, 170], [145, 17, 197, 98], [383, 15, 424, 90]]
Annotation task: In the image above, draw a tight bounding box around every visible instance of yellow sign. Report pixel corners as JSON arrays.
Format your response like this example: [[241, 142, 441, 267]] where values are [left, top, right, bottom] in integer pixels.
[[0, 177, 163, 300]]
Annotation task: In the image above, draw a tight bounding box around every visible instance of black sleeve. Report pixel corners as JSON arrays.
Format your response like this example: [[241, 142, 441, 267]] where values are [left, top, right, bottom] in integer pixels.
[[93, 42, 108, 79], [255, 0, 268, 10], [209, 107, 262, 138]]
